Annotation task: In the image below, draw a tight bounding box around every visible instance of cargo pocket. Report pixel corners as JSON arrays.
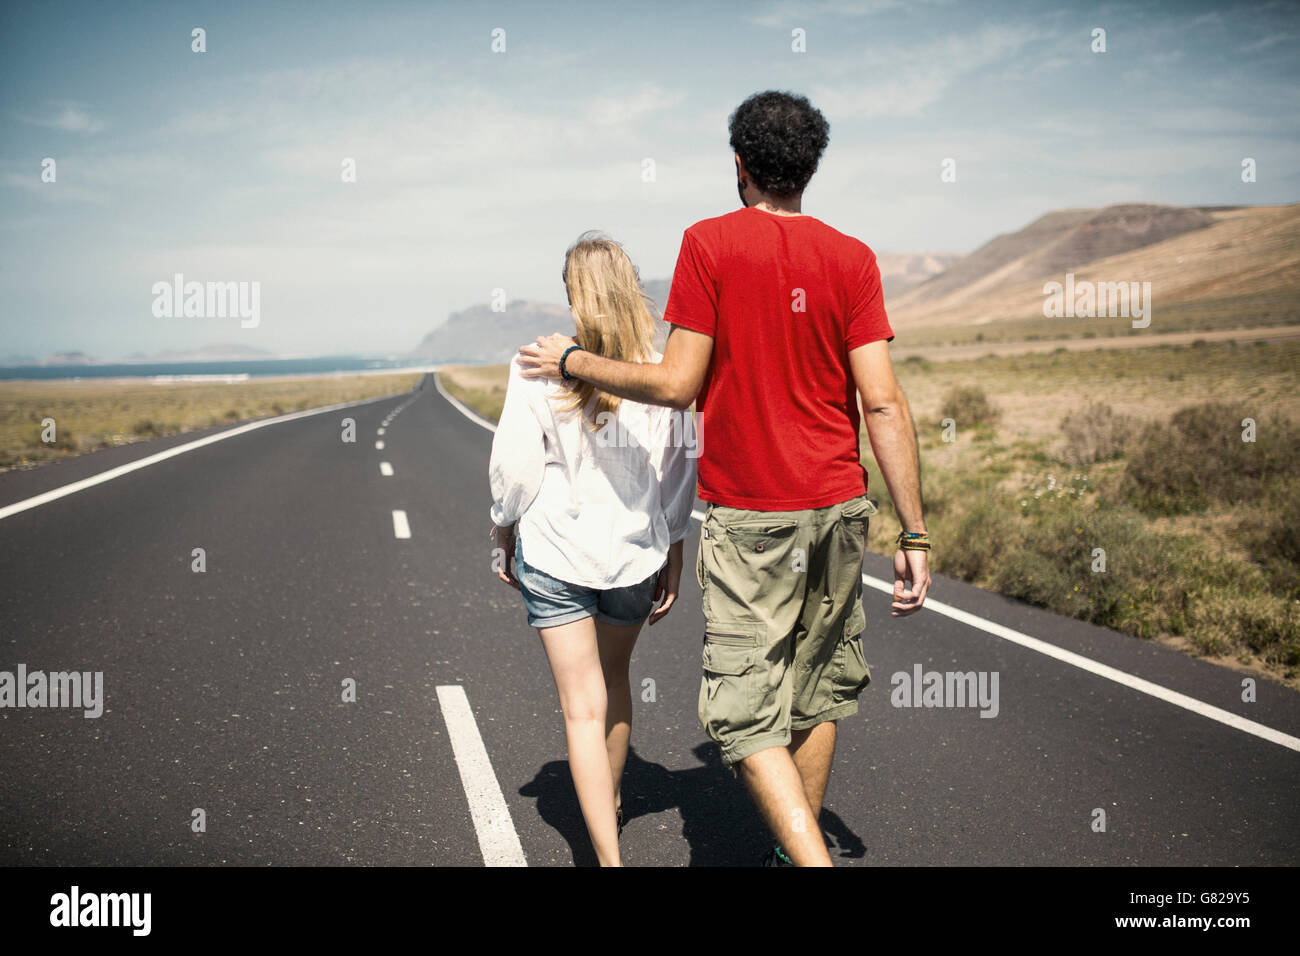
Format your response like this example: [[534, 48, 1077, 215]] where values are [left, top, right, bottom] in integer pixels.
[[837, 495, 878, 543], [725, 517, 800, 552], [695, 533, 707, 591], [842, 599, 866, 639], [832, 603, 871, 703], [697, 625, 761, 739], [712, 518, 801, 619]]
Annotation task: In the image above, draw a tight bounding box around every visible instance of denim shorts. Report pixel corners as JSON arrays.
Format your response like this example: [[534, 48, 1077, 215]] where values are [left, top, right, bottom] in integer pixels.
[[515, 534, 660, 629]]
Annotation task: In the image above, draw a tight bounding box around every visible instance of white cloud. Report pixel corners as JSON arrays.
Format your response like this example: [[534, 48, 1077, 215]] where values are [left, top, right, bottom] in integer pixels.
[[15, 102, 107, 133], [1241, 32, 1298, 52], [0, 164, 106, 203], [747, 0, 935, 30], [584, 85, 686, 127], [810, 24, 1041, 120]]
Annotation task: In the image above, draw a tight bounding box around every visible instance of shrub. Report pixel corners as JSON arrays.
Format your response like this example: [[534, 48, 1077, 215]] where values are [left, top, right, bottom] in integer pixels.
[[1188, 592, 1300, 669], [938, 385, 1000, 428], [1235, 485, 1300, 598], [1058, 402, 1137, 466], [934, 497, 1021, 582], [991, 500, 1195, 635], [1122, 403, 1299, 515]]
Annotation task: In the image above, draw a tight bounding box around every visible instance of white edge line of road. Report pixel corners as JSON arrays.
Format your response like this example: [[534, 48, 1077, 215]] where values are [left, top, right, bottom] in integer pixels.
[[439, 370, 1299, 755], [858, 576, 1300, 753], [436, 684, 528, 867], [0, 389, 412, 522], [434, 371, 498, 433]]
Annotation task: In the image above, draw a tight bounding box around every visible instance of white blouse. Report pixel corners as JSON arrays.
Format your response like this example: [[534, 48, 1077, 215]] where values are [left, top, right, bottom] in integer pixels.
[[488, 349, 698, 589]]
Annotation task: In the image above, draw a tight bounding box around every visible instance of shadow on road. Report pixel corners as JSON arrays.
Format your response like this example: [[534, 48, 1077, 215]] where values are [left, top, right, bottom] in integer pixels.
[[518, 743, 866, 866]]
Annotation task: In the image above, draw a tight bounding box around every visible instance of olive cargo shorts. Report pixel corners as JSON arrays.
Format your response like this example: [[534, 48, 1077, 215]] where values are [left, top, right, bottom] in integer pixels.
[[695, 494, 877, 767]]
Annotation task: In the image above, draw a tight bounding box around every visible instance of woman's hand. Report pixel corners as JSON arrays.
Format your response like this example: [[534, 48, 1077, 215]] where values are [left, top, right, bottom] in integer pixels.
[[648, 541, 684, 625], [490, 523, 520, 590]]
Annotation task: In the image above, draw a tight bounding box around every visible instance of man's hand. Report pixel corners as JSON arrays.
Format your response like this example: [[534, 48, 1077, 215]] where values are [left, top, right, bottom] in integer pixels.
[[518, 333, 578, 381], [490, 523, 520, 590], [891, 547, 930, 616], [648, 543, 684, 625], [517, 324, 712, 410]]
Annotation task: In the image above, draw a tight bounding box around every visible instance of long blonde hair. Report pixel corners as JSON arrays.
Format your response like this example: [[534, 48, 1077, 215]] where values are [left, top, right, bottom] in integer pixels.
[[556, 231, 660, 429]]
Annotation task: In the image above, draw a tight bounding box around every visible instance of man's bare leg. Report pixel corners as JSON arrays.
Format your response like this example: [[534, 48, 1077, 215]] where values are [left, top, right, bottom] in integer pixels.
[[736, 745, 833, 866], [789, 720, 837, 818]]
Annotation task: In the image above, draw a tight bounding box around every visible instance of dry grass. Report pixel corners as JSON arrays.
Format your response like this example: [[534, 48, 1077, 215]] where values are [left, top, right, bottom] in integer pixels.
[[896, 339, 1299, 449], [439, 364, 509, 422], [0, 372, 422, 470]]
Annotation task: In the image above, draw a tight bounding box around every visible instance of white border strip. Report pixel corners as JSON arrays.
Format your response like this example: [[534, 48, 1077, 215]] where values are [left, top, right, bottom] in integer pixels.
[[436, 684, 527, 867], [434, 371, 498, 433], [440, 383, 1300, 755], [678, 519, 1298, 753], [859, 576, 1300, 753], [0, 389, 414, 522]]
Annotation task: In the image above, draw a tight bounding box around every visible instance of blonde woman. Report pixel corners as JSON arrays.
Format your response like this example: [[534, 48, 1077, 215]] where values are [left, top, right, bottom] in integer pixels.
[[488, 232, 697, 866]]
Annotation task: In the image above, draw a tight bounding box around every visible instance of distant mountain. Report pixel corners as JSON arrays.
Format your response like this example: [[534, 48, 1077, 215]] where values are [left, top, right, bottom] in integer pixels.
[[42, 351, 95, 366], [410, 299, 576, 364], [887, 202, 1298, 330], [22, 343, 279, 366], [877, 252, 962, 300], [641, 278, 671, 316], [119, 342, 278, 363], [890, 203, 1216, 317], [412, 287, 672, 364]]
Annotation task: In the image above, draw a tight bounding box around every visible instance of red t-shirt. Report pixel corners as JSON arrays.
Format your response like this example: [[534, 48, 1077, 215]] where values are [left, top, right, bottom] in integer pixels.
[[663, 205, 894, 511]]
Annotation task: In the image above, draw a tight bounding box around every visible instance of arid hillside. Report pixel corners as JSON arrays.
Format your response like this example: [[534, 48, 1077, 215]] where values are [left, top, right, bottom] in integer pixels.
[[888, 203, 1300, 336]]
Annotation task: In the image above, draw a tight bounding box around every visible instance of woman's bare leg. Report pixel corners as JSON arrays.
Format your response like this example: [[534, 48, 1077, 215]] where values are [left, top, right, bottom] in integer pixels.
[[538, 616, 620, 866], [595, 618, 644, 817]]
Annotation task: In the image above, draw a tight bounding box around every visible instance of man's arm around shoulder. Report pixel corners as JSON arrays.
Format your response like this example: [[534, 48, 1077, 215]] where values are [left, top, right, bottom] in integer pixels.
[[518, 324, 713, 411]]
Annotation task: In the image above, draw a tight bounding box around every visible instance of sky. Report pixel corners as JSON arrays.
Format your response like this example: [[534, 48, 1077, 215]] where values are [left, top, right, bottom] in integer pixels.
[[1, 0, 1297, 360]]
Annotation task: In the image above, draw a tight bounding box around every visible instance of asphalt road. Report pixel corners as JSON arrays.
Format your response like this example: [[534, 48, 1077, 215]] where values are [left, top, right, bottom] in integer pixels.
[[1, 373, 1297, 866]]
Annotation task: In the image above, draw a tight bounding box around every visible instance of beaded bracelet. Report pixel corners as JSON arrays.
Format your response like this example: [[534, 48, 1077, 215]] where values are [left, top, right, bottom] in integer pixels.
[[897, 530, 931, 551]]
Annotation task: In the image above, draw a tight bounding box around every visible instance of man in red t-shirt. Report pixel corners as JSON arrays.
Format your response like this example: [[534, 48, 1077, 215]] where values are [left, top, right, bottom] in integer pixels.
[[520, 90, 930, 867]]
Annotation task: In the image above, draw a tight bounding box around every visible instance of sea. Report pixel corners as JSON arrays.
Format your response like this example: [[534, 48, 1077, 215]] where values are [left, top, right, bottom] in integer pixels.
[[0, 356, 468, 382]]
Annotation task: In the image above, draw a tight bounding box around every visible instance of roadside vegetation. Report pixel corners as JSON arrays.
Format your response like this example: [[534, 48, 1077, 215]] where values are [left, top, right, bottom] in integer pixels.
[[438, 363, 509, 423], [0, 372, 422, 470], [865, 340, 1300, 686]]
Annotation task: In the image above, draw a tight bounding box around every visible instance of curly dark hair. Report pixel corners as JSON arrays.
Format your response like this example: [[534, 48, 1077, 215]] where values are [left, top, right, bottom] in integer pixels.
[[728, 91, 829, 199]]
